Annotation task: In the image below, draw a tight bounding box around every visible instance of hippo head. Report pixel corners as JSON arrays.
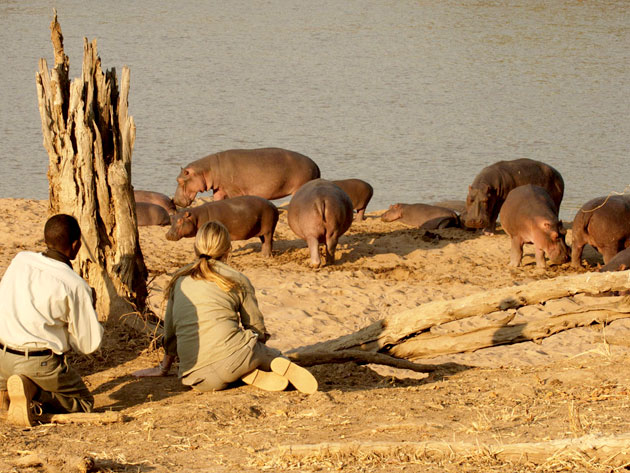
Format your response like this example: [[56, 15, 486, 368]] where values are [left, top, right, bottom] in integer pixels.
[[173, 167, 207, 207], [545, 220, 570, 265], [165, 212, 198, 241], [463, 184, 496, 229], [381, 203, 403, 222]]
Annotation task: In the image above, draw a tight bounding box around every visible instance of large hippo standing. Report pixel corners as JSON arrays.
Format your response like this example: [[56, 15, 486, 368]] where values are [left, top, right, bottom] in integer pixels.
[[571, 194, 630, 268], [288, 179, 354, 268], [381, 203, 459, 229], [137, 202, 171, 226], [499, 185, 569, 268], [173, 148, 320, 207], [332, 179, 374, 221], [464, 158, 564, 234], [166, 196, 279, 257], [134, 190, 177, 215]]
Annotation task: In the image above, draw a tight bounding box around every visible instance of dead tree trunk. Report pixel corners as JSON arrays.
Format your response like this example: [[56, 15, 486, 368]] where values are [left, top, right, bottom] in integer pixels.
[[35, 12, 147, 321]]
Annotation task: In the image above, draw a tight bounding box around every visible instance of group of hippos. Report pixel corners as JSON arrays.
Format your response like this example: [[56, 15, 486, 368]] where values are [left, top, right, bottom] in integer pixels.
[[134, 147, 630, 271]]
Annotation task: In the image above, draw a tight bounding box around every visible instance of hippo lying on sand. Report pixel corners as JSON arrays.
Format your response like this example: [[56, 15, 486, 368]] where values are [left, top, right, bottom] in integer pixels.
[[137, 202, 171, 226], [499, 185, 569, 268], [464, 158, 564, 234], [381, 203, 459, 229], [173, 148, 320, 207], [332, 179, 373, 221], [288, 179, 353, 267], [134, 190, 176, 215], [571, 194, 630, 268], [166, 196, 279, 257], [599, 247, 630, 272]]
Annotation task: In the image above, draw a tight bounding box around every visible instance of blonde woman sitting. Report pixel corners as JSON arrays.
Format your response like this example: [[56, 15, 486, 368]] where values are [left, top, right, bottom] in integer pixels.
[[133, 221, 317, 394]]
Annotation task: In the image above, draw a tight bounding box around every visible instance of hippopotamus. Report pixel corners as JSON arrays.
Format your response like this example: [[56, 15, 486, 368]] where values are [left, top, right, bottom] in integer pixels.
[[134, 190, 176, 215], [287, 179, 354, 267], [599, 248, 630, 272], [173, 148, 320, 207], [571, 194, 630, 268], [332, 179, 374, 221], [431, 200, 467, 215], [137, 202, 171, 226], [499, 185, 570, 268], [166, 196, 279, 257], [380, 203, 459, 229], [464, 158, 564, 234]]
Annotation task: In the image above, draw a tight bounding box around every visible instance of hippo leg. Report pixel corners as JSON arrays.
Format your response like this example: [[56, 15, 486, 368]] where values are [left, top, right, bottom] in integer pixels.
[[534, 247, 547, 269], [213, 189, 228, 200], [571, 241, 586, 268], [509, 238, 523, 267], [324, 234, 339, 265], [601, 245, 622, 265], [306, 237, 322, 267], [355, 209, 366, 221], [259, 234, 273, 258]]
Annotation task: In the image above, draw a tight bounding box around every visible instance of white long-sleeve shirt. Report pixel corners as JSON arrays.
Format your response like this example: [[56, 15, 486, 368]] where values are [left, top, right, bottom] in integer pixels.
[[0, 251, 103, 355]]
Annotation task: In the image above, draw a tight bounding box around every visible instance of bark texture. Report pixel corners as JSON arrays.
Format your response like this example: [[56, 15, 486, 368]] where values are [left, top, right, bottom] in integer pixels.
[[36, 12, 147, 320]]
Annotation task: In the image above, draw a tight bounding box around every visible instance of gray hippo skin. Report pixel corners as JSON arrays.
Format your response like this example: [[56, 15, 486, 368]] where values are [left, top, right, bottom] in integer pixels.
[[166, 196, 279, 257], [464, 158, 564, 234], [599, 247, 630, 272], [332, 179, 374, 221], [288, 179, 354, 267], [137, 202, 171, 226], [173, 148, 320, 207], [134, 190, 177, 214], [499, 185, 569, 269], [381, 203, 459, 229], [571, 194, 630, 268]]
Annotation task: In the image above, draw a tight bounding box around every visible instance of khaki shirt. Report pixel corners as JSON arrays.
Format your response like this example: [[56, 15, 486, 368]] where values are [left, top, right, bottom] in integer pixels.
[[164, 260, 268, 377]]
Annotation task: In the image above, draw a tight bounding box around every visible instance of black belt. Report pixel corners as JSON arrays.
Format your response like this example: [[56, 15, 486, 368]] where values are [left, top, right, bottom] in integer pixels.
[[0, 341, 53, 357]]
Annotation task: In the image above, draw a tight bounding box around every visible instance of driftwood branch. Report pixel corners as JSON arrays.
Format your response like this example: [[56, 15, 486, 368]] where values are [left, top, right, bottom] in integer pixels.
[[303, 270, 630, 355], [39, 410, 123, 425], [264, 432, 630, 467], [15, 452, 95, 473], [390, 298, 630, 360], [287, 349, 450, 372]]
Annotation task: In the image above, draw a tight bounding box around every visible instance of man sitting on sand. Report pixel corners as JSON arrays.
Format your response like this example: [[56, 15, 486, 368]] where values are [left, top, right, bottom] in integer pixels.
[[0, 214, 103, 427]]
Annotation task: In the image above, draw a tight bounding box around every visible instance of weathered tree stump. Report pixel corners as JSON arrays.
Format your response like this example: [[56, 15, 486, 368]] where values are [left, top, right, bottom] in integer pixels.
[[35, 11, 147, 321]]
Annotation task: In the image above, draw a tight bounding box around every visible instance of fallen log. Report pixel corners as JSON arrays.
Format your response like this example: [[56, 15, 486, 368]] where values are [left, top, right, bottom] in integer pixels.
[[390, 298, 630, 360], [302, 270, 630, 354], [264, 432, 630, 467]]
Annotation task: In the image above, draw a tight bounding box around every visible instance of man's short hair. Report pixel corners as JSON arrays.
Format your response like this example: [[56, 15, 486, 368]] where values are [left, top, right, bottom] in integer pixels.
[[44, 214, 81, 252]]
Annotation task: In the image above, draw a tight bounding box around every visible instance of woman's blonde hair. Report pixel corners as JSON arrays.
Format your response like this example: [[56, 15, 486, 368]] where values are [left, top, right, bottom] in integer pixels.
[[165, 221, 240, 299]]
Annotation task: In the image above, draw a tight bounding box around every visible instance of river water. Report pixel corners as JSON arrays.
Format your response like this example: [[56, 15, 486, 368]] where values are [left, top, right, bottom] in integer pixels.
[[1, 0, 628, 220]]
